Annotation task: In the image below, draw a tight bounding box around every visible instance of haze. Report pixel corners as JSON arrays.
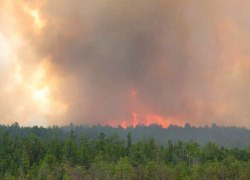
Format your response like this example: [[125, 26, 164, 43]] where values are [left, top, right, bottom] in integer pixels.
[[0, 0, 250, 128]]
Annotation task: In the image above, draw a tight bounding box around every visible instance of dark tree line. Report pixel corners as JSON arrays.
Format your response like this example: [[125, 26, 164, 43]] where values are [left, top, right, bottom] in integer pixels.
[[1, 122, 250, 147], [0, 123, 249, 179]]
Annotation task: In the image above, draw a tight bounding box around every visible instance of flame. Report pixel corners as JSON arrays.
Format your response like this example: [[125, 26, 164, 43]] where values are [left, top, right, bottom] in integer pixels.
[[111, 112, 184, 128], [104, 89, 185, 128], [132, 112, 138, 127]]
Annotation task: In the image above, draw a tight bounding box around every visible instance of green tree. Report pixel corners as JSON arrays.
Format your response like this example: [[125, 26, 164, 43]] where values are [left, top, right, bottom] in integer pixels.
[[114, 157, 135, 180]]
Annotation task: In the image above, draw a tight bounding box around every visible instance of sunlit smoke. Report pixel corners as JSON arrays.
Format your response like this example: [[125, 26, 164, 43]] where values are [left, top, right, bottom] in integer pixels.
[[23, 7, 45, 33], [0, 0, 67, 126]]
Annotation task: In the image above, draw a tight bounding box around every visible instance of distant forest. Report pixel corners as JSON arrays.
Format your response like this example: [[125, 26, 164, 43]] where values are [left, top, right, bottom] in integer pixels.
[[1, 123, 250, 147], [0, 123, 250, 179]]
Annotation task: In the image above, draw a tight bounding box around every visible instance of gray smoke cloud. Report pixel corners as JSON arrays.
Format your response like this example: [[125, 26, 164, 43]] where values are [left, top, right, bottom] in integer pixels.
[[1, 0, 250, 127]]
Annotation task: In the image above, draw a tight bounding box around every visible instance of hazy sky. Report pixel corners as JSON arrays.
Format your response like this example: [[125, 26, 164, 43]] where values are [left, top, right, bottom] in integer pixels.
[[0, 0, 250, 127]]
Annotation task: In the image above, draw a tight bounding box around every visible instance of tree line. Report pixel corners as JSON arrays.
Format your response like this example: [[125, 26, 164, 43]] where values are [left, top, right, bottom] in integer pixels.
[[1, 122, 250, 147], [0, 123, 249, 179]]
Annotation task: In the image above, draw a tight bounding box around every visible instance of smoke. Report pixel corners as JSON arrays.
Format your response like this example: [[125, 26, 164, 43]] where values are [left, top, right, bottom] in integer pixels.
[[0, 0, 250, 127]]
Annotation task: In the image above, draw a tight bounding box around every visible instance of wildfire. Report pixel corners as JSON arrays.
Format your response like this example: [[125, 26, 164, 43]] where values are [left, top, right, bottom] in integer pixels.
[[107, 90, 185, 128], [116, 112, 184, 128]]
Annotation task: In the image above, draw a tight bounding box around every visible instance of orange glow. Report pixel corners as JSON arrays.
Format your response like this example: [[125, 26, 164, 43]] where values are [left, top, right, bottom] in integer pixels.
[[19, 0, 47, 34], [26, 58, 68, 116], [2, 0, 250, 128], [108, 89, 185, 128], [132, 112, 138, 127], [111, 112, 184, 128], [0, 0, 67, 126], [0, 33, 11, 62]]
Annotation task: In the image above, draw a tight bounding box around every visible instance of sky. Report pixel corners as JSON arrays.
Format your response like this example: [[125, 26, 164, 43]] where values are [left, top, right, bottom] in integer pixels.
[[0, 0, 250, 128]]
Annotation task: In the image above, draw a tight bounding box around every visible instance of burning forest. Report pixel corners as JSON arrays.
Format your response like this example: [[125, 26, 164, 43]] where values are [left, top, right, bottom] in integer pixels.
[[0, 0, 250, 128]]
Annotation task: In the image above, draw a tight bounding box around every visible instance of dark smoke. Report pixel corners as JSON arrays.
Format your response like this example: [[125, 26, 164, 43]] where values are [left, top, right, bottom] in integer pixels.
[[2, 0, 250, 127]]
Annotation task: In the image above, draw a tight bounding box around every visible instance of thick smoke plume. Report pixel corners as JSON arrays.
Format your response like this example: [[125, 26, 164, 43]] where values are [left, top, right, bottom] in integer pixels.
[[0, 0, 250, 127]]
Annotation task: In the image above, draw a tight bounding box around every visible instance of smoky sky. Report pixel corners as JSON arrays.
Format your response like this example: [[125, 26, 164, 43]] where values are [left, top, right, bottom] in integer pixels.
[[1, 0, 250, 127]]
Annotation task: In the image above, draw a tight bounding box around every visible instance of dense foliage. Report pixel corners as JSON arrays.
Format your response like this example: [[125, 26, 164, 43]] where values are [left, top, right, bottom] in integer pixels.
[[0, 123, 249, 179]]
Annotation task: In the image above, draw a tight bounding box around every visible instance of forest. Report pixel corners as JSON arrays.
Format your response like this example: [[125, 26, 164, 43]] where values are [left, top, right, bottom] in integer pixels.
[[0, 123, 249, 179]]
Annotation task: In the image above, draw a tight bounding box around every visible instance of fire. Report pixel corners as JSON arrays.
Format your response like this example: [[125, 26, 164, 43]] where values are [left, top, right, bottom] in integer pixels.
[[111, 112, 184, 129], [107, 90, 184, 128], [132, 112, 138, 127]]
